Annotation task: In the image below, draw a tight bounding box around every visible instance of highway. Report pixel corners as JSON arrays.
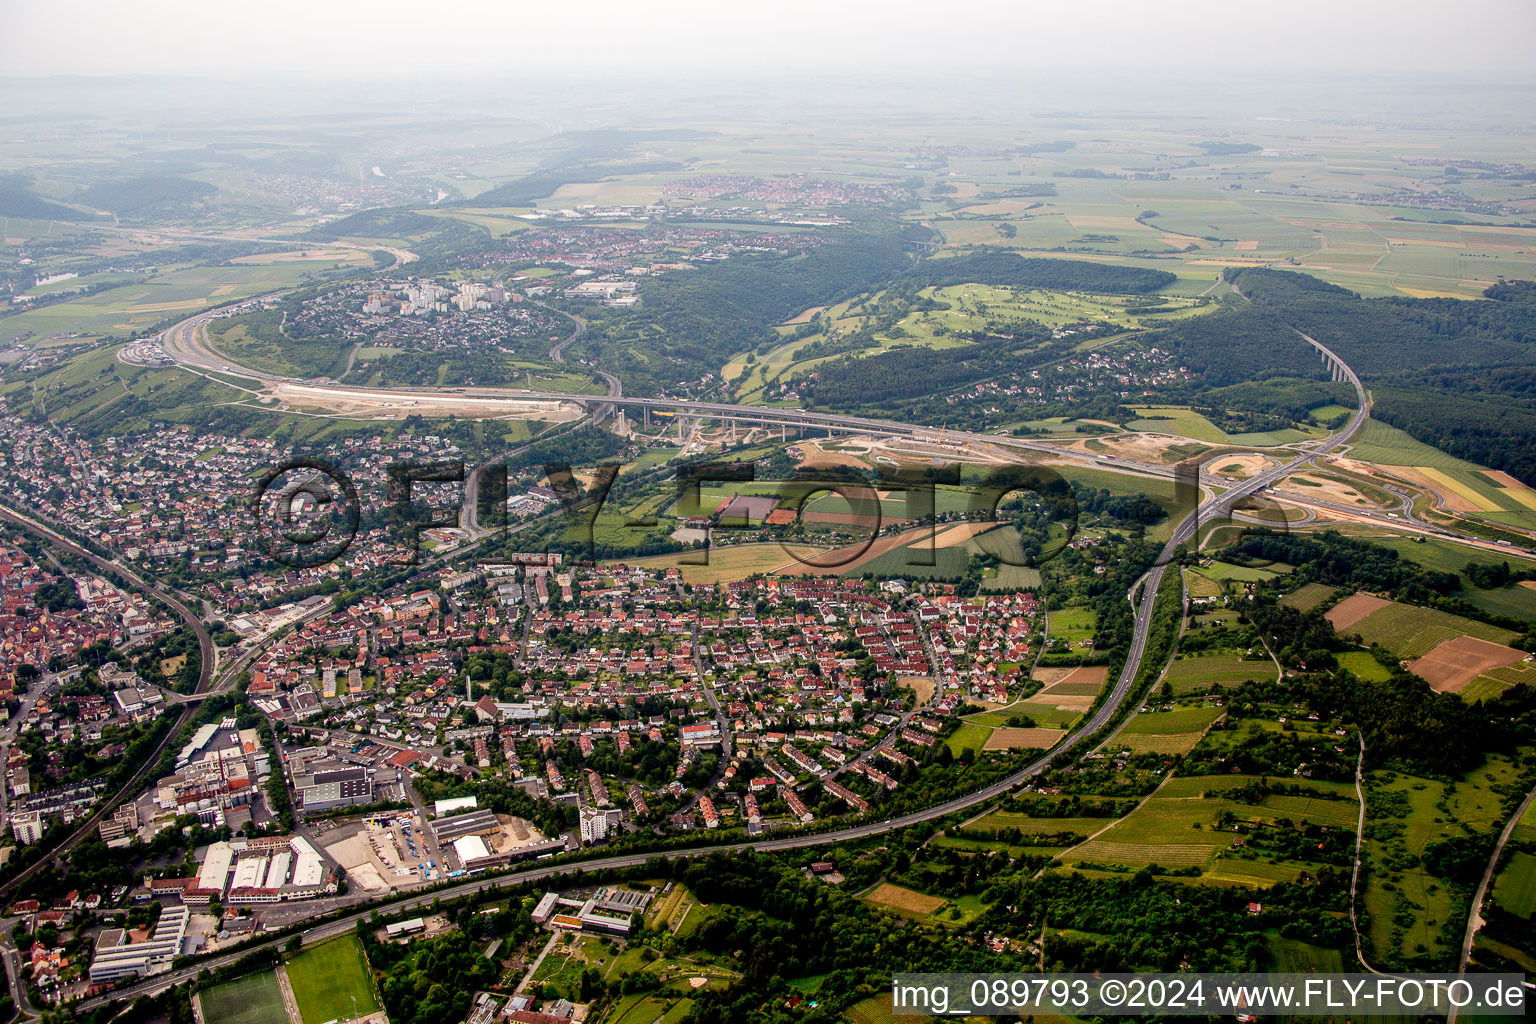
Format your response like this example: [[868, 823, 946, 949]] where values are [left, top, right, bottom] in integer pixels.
[[61, 327, 1385, 1013], [41, 295, 1518, 1012]]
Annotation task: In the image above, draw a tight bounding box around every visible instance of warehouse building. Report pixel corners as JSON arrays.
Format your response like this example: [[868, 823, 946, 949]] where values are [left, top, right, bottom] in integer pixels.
[[89, 906, 191, 984]]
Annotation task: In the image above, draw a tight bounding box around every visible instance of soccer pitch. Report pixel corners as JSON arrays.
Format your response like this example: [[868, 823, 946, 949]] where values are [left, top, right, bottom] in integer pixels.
[[199, 971, 289, 1024], [285, 935, 381, 1024]]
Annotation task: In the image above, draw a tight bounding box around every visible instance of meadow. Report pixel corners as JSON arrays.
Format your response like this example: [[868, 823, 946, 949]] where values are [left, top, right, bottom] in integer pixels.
[[1361, 755, 1529, 967], [1064, 772, 1359, 885], [724, 281, 1211, 404], [1491, 851, 1536, 919]]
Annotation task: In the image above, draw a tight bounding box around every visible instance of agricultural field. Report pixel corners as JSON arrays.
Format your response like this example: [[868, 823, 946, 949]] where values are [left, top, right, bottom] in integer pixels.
[[0, 259, 359, 345], [1164, 653, 1274, 694], [1281, 581, 1340, 612], [1123, 405, 1229, 444], [198, 971, 289, 1024], [1462, 660, 1536, 704], [1346, 422, 1536, 530], [1062, 772, 1358, 886], [963, 809, 1104, 839], [612, 543, 815, 585], [843, 993, 933, 1024], [862, 882, 947, 918], [1406, 635, 1528, 694], [1110, 704, 1226, 755], [1368, 535, 1536, 621], [284, 935, 381, 1024], [983, 726, 1067, 750], [1336, 599, 1519, 658]]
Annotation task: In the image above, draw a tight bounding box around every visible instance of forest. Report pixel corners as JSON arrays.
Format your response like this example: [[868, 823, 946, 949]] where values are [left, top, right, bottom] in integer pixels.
[[910, 251, 1176, 293], [1199, 269, 1536, 481], [75, 174, 217, 216], [575, 228, 914, 391]]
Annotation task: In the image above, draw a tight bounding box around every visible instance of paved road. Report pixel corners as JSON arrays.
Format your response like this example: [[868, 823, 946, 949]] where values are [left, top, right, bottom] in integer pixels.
[[68, 368, 1372, 1010], [66, 291, 1522, 1013], [0, 934, 35, 1017]]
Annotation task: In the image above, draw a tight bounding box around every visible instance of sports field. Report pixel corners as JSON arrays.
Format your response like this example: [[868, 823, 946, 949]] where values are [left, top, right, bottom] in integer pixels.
[[285, 935, 380, 1024], [199, 971, 288, 1024]]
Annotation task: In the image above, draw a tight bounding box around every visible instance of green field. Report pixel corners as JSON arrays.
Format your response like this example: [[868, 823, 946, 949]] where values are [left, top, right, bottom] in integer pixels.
[[1491, 850, 1536, 919], [0, 261, 354, 345], [1125, 406, 1228, 444], [1183, 569, 1223, 600], [1337, 650, 1394, 683], [1165, 653, 1273, 693], [285, 936, 380, 1024], [1114, 706, 1226, 754], [198, 972, 288, 1024], [945, 723, 993, 756], [1361, 756, 1529, 966], [1194, 560, 1284, 583], [1047, 606, 1097, 642], [1346, 422, 1536, 529], [725, 282, 1211, 404], [1269, 934, 1347, 973], [1369, 536, 1536, 621], [964, 810, 1102, 837]]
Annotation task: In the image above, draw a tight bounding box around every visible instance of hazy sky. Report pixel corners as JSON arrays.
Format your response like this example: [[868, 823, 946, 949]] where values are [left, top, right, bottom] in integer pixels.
[[2, 0, 1534, 80]]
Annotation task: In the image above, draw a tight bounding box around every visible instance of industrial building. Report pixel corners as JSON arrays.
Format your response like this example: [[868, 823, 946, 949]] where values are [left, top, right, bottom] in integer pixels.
[[529, 886, 653, 937], [430, 809, 500, 844], [88, 906, 191, 984], [224, 834, 333, 904]]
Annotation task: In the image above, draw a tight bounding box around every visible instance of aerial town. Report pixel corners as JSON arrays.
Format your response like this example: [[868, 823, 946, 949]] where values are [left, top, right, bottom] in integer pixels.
[[4, 12, 1536, 1024]]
